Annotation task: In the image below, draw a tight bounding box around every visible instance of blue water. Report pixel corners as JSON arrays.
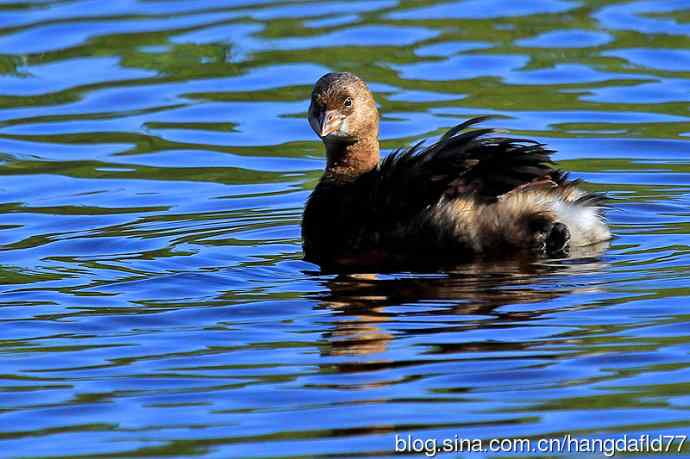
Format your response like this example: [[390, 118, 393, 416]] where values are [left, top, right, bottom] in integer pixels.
[[1, 1, 690, 457]]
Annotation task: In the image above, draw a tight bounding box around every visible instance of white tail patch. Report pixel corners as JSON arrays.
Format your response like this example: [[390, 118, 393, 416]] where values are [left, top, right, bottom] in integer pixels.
[[551, 199, 611, 247]]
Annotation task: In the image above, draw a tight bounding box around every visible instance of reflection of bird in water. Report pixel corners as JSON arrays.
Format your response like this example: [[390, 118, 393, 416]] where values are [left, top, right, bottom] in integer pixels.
[[303, 72, 611, 271], [315, 243, 609, 357]]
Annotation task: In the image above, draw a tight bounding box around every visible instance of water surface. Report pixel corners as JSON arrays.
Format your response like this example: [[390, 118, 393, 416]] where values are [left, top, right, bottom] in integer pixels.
[[1, 0, 690, 457]]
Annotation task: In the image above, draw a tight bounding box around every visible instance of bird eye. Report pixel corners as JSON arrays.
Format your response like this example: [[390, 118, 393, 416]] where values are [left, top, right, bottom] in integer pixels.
[[343, 97, 352, 108]]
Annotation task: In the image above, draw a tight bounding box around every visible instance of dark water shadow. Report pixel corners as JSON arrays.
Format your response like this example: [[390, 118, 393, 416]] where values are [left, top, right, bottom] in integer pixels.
[[312, 242, 610, 357]]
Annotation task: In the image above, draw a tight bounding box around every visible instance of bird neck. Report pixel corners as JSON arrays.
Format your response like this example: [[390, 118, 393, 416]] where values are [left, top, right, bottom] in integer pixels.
[[323, 135, 379, 181]]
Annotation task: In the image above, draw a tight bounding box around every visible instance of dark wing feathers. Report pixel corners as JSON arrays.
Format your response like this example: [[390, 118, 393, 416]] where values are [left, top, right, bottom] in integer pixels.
[[374, 116, 570, 220], [440, 115, 495, 141], [574, 192, 610, 207]]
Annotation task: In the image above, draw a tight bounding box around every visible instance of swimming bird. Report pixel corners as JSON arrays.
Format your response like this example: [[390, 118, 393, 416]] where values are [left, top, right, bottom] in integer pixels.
[[302, 72, 611, 270]]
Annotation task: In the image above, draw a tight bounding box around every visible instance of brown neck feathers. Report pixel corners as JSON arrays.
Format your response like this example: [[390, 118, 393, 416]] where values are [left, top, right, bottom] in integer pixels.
[[324, 135, 379, 180]]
